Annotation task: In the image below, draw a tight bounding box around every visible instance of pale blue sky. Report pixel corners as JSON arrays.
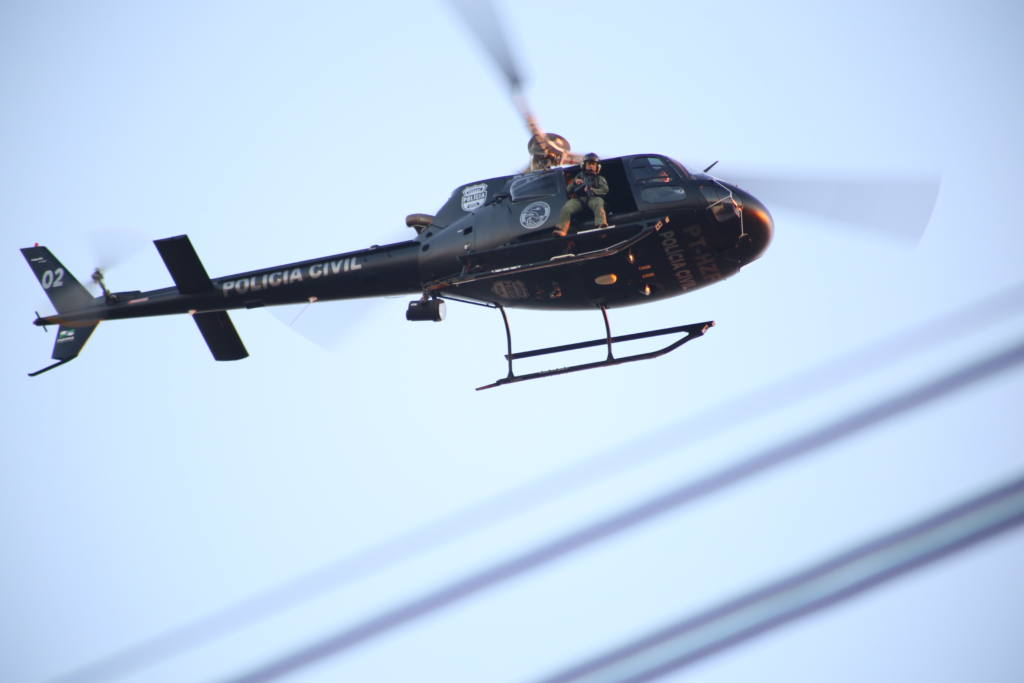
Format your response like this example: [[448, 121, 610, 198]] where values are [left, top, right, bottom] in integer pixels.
[[2, 2, 1023, 682]]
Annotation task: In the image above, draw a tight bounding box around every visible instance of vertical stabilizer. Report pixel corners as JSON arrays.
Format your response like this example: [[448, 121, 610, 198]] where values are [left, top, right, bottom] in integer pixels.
[[22, 246, 98, 376], [21, 246, 94, 313], [26, 322, 99, 377]]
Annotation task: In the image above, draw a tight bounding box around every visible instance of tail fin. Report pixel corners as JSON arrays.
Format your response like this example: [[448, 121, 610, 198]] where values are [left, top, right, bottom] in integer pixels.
[[27, 323, 100, 376], [21, 246, 94, 313], [22, 246, 98, 376]]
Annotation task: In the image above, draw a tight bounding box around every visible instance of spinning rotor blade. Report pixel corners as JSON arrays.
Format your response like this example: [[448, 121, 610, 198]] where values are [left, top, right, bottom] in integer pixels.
[[267, 299, 378, 351], [85, 228, 149, 292], [726, 172, 941, 242], [446, 0, 569, 164], [447, 0, 522, 93]]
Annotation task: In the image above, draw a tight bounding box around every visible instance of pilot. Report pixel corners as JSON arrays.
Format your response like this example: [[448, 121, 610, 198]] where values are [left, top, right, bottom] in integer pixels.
[[553, 153, 609, 237]]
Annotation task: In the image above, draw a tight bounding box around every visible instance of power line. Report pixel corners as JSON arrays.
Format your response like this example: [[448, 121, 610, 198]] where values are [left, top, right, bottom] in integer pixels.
[[536, 473, 1024, 683], [222, 336, 1024, 682], [52, 282, 1024, 683]]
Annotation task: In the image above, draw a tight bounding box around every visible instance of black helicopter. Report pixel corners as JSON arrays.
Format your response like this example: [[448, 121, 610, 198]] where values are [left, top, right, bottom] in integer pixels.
[[21, 153, 772, 387], [21, 5, 773, 389]]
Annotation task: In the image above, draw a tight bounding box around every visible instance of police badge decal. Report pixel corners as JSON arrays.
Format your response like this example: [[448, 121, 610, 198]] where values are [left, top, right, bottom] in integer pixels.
[[461, 183, 488, 211], [519, 201, 551, 229]]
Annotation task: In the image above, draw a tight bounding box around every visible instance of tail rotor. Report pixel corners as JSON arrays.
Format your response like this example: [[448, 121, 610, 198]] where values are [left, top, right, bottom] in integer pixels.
[[21, 245, 100, 376]]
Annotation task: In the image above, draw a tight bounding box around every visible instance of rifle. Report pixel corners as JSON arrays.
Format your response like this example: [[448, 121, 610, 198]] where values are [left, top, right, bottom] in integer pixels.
[[568, 174, 597, 198]]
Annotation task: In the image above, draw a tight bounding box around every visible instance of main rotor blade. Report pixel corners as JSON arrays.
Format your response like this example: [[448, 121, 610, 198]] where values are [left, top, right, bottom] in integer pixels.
[[726, 172, 941, 242], [267, 299, 378, 351], [446, 0, 552, 150], [447, 0, 523, 92]]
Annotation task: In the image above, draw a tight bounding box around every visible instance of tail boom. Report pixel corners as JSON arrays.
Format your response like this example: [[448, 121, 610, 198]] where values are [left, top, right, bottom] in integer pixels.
[[22, 234, 422, 374]]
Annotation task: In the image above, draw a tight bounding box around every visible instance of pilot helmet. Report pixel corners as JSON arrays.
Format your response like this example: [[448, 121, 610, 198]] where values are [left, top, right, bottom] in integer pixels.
[[582, 152, 601, 173]]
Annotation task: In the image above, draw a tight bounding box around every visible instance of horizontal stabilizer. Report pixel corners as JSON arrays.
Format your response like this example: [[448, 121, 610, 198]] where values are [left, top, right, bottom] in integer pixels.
[[154, 236, 249, 361], [193, 311, 248, 361], [154, 235, 214, 294]]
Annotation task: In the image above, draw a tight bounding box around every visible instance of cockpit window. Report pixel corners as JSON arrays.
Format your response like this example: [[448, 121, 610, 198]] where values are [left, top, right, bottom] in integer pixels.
[[629, 156, 687, 204], [509, 171, 560, 202], [668, 158, 693, 179], [630, 156, 678, 185]]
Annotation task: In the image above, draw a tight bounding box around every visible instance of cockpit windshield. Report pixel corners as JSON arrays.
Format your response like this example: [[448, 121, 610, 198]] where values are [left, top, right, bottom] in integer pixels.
[[509, 171, 560, 203]]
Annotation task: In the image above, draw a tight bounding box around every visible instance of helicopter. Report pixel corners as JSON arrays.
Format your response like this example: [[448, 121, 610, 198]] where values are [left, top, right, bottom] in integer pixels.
[[20, 4, 776, 389]]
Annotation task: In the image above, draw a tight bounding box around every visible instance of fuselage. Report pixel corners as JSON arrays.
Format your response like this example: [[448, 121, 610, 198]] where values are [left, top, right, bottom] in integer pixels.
[[36, 153, 772, 328]]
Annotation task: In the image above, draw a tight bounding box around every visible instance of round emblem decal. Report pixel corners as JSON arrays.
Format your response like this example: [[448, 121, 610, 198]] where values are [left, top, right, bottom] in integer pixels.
[[519, 201, 551, 229]]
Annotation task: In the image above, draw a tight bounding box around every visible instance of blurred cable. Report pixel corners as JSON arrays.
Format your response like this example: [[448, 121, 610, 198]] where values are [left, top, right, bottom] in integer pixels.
[[223, 336, 1024, 682], [51, 281, 1024, 683], [536, 473, 1024, 683]]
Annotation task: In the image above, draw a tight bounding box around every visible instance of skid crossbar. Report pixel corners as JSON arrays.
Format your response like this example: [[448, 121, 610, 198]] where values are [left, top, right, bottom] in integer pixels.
[[476, 305, 713, 390]]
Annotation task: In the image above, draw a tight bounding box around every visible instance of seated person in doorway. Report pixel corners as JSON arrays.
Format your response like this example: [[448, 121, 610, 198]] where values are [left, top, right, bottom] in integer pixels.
[[553, 153, 609, 237]]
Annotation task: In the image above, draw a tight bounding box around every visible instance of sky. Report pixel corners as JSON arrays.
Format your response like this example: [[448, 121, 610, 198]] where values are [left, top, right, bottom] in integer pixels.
[[2, 1, 1023, 682]]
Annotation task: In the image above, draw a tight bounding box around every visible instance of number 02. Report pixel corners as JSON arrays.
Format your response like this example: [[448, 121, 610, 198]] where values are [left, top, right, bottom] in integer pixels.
[[41, 268, 65, 289]]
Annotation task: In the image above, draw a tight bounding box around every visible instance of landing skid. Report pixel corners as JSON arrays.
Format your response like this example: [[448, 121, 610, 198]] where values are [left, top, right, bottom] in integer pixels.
[[476, 304, 714, 390]]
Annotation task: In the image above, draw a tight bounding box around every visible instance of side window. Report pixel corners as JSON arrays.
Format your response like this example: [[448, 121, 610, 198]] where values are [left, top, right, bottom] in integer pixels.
[[510, 172, 560, 202], [629, 156, 686, 204]]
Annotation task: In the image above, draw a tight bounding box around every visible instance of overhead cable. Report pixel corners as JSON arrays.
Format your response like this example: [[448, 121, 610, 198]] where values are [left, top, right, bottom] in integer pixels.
[[52, 282, 1024, 683], [536, 473, 1024, 683], [223, 336, 1024, 682]]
